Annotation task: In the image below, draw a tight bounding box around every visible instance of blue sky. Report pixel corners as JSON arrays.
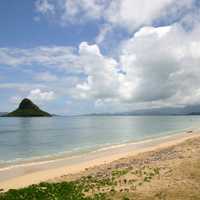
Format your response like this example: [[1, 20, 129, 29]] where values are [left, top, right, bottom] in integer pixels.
[[1, 0, 200, 114], [0, 0, 100, 47]]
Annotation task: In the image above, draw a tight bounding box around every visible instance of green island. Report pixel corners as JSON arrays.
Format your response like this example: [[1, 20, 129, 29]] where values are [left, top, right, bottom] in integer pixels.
[[4, 98, 51, 117]]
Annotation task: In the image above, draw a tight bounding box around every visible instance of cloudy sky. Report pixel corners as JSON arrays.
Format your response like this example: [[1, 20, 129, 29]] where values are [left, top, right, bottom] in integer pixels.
[[0, 0, 200, 114]]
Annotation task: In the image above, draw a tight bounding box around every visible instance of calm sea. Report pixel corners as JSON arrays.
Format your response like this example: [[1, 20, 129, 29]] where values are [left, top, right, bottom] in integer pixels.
[[0, 116, 200, 165]]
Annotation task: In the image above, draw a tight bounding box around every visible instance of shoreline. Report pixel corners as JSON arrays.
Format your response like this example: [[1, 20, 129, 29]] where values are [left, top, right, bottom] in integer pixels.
[[0, 129, 199, 191], [0, 126, 195, 170]]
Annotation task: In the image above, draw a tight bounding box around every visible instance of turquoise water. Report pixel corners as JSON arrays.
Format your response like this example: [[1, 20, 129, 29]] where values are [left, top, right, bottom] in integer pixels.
[[0, 116, 200, 164]]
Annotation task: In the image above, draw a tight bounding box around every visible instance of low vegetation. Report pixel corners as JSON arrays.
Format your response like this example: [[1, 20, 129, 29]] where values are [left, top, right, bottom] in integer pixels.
[[0, 182, 106, 200], [0, 166, 161, 200]]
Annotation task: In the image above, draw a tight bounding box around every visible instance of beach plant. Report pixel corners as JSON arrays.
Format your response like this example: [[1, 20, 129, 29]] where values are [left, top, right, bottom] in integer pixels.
[[0, 182, 108, 200], [122, 196, 130, 200], [111, 169, 129, 178]]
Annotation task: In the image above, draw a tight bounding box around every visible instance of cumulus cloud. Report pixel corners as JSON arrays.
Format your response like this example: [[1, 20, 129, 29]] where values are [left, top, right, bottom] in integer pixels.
[[3, 22, 200, 111], [107, 0, 195, 32], [27, 89, 56, 102], [69, 23, 200, 109], [73, 42, 120, 100], [119, 23, 200, 105], [105, 0, 171, 31]]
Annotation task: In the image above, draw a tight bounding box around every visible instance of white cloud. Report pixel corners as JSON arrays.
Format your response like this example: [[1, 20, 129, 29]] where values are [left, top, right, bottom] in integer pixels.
[[35, 0, 55, 15], [70, 23, 200, 109], [0, 46, 79, 71], [62, 0, 105, 21], [35, 0, 107, 24], [0, 83, 47, 92], [35, 0, 194, 31], [117, 23, 200, 106], [106, 0, 172, 31], [8, 89, 56, 108], [134, 26, 172, 38], [79, 42, 101, 56], [3, 22, 200, 111], [73, 42, 120, 100], [27, 89, 56, 102]]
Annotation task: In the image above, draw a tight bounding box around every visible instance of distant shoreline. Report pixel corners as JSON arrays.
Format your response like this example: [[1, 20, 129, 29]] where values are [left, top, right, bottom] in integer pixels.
[[0, 129, 199, 191]]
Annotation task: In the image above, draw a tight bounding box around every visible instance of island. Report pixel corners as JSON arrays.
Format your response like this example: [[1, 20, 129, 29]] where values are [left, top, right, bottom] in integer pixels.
[[4, 98, 52, 117]]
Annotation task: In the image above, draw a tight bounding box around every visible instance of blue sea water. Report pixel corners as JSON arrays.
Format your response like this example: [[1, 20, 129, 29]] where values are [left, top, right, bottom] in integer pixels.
[[0, 116, 200, 164]]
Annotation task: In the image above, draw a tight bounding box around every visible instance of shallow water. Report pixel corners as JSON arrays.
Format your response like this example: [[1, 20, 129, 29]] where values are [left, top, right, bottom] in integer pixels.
[[0, 116, 200, 164]]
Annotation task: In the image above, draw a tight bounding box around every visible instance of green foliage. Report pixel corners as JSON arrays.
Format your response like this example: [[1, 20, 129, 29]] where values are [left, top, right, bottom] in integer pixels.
[[123, 196, 130, 200], [111, 169, 129, 178], [0, 182, 106, 200]]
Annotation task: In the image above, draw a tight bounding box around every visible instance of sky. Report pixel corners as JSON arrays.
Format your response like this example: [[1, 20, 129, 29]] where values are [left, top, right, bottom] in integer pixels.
[[0, 0, 200, 115]]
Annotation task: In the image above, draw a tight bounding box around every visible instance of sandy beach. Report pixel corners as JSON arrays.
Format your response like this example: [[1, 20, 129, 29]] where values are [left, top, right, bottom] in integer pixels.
[[0, 129, 199, 192]]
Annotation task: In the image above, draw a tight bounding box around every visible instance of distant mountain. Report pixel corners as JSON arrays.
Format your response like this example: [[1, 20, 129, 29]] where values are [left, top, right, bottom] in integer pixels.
[[0, 112, 7, 116], [86, 104, 200, 116], [4, 98, 51, 117], [187, 112, 200, 115]]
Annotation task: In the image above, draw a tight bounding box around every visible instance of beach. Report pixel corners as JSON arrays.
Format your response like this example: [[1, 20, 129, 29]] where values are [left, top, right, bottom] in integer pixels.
[[0, 129, 199, 195], [2, 0, 200, 198]]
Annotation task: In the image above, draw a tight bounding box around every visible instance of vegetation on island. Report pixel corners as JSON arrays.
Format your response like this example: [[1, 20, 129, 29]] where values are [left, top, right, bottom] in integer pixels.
[[4, 98, 51, 117]]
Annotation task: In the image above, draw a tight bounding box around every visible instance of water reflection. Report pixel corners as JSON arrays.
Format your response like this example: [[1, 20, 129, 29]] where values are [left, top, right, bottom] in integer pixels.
[[0, 116, 200, 162]]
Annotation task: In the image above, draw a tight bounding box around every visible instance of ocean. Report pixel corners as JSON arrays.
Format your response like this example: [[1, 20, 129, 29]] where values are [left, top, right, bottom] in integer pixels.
[[0, 116, 200, 166]]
